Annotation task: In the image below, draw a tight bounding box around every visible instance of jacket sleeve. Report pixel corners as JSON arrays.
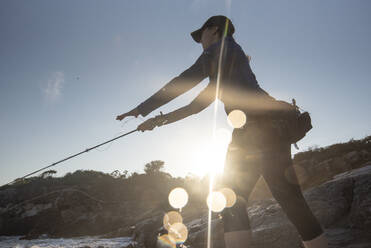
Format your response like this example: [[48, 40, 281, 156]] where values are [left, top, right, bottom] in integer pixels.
[[160, 81, 217, 125], [136, 50, 214, 117]]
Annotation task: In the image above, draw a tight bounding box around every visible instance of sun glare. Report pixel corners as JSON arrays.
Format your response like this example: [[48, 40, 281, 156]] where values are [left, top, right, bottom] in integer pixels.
[[191, 128, 232, 177]]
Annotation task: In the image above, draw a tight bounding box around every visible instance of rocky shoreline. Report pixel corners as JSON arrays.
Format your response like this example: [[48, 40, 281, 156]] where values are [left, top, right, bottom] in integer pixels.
[[1, 137, 370, 248], [122, 165, 371, 248]]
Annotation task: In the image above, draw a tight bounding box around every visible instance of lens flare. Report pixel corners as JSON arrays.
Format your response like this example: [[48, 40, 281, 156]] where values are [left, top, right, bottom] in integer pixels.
[[208, 25, 230, 248], [168, 222, 188, 244], [207, 191, 227, 212], [227, 110, 246, 128], [220, 188, 236, 208], [192, 129, 230, 177], [215, 128, 232, 145], [157, 234, 176, 248], [163, 211, 183, 231], [168, 188, 188, 209]]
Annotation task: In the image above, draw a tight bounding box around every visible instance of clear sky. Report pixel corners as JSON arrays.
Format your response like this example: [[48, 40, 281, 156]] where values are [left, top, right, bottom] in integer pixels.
[[1, 0, 370, 185]]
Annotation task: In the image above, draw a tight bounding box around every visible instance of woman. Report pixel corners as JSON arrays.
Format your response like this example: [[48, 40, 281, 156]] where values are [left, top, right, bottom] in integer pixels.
[[117, 15, 328, 248]]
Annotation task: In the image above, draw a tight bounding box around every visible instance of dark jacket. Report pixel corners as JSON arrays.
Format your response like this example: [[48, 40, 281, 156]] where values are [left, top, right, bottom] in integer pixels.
[[136, 37, 276, 123]]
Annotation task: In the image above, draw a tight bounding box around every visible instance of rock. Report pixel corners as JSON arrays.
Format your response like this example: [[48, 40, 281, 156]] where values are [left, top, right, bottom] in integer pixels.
[[299, 159, 316, 174], [252, 222, 302, 248], [0, 188, 17, 208], [360, 150, 370, 160], [1, 145, 370, 247], [348, 174, 371, 229], [0, 188, 126, 238], [304, 176, 353, 228], [131, 213, 163, 248], [121, 244, 135, 248], [331, 157, 351, 173], [315, 159, 333, 174], [101, 226, 135, 238], [333, 163, 371, 180], [185, 218, 224, 248], [21, 203, 53, 218], [181, 165, 371, 248], [344, 151, 360, 165]]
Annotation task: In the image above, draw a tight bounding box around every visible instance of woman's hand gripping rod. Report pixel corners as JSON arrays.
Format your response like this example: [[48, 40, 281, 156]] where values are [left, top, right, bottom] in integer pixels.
[[137, 112, 169, 132]]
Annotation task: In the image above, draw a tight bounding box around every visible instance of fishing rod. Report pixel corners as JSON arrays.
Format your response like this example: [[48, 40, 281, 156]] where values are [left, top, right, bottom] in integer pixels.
[[1, 128, 139, 188]]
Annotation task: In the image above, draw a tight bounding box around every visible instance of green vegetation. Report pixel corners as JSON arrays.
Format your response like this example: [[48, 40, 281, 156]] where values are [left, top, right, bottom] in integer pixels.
[[1, 135, 369, 214], [0, 160, 211, 224], [293, 135, 371, 164]]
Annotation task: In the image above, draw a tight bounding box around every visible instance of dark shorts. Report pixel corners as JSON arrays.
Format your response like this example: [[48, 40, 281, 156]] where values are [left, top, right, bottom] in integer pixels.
[[222, 119, 323, 241]]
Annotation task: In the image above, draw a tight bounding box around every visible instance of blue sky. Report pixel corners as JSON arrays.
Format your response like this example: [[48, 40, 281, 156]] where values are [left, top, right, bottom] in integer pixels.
[[1, 0, 370, 185]]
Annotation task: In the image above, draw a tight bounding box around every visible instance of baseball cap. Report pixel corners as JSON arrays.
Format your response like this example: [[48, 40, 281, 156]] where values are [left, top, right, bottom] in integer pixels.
[[191, 15, 235, 43]]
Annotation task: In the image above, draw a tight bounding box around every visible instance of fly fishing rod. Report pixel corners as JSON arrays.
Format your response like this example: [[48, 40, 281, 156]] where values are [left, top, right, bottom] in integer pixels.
[[1, 128, 139, 187]]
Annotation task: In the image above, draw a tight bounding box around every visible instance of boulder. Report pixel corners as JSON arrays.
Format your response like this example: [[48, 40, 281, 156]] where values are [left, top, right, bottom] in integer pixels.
[[180, 165, 371, 248]]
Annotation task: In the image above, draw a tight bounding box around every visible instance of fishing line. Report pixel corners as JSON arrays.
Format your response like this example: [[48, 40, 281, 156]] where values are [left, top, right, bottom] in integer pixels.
[[96, 116, 145, 152], [1, 128, 138, 188]]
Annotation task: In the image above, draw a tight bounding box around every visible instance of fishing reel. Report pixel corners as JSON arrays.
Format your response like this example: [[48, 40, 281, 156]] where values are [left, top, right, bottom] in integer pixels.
[[137, 112, 169, 131], [153, 112, 169, 127]]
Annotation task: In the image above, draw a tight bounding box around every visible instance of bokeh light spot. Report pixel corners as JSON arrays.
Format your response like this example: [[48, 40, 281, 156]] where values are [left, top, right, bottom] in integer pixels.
[[220, 188, 236, 208], [227, 110, 246, 128], [207, 191, 227, 212], [168, 222, 188, 244], [163, 211, 183, 231], [168, 188, 188, 209]]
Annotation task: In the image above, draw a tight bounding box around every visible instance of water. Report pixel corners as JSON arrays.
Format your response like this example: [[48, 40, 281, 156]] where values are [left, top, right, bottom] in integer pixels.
[[0, 236, 133, 248]]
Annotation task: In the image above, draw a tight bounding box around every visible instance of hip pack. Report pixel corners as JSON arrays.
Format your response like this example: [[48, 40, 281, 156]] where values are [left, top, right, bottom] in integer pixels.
[[271, 99, 313, 148]]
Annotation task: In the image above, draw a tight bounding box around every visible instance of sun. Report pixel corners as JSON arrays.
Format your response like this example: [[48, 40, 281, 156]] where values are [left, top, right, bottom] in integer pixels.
[[191, 128, 232, 177]]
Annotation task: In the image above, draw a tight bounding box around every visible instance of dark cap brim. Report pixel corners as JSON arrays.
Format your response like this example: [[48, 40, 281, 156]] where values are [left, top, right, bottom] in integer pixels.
[[191, 28, 203, 43]]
